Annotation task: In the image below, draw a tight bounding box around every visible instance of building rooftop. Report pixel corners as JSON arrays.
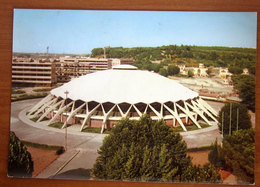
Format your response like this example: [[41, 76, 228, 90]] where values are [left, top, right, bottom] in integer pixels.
[[51, 66, 198, 104]]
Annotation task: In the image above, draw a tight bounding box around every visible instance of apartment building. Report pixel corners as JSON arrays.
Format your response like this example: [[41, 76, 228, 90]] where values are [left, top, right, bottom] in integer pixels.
[[12, 55, 133, 85], [12, 57, 56, 86], [56, 57, 112, 82]]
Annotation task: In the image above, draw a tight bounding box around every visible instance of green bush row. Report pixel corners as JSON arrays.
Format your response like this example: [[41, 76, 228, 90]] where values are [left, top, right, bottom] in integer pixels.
[[187, 145, 213, 152], [33, 88, 52, 92], [11, 93, 48, 102], [12, 89, 26, 94]]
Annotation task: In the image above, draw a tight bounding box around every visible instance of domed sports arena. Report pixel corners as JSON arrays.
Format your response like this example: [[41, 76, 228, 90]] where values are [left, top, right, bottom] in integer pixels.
[[27, 65, 218, 133]]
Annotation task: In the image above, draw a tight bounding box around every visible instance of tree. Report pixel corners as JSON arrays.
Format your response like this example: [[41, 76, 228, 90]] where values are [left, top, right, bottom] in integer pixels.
[[206, 67, 213, 77], [222, 129, 255, 184], [159, 68, 168, 77], [208, 139, 225, 168], [93, 115, 220, 183], [248, 65, 256, 75], [8, 132, 34, 177], [218, 103, 251, 136], [188, 69, 194, 77], [209, 51, 218, 60], [181, 164, 220, 183], [168, 65, 180, 76], [228, 66, 243, 74], [151, 63, 162, 73], [91, 48, 103, 57], [177, 60, 184, 64], [231, 75, 255, 112]]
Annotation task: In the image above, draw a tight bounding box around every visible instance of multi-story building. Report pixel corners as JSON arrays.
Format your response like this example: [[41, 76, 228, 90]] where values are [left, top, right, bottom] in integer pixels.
[[12, 55, 134, 85], [12, 57, 56, 86], [56, 57, 112, 82]]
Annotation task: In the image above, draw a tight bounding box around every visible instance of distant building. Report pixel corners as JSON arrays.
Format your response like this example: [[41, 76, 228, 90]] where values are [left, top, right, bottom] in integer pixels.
[[119, 58, 134, 65], [56, 57, 111, 82], [178, 65, 186, 75], [219, 67, 232, 79], [242, 68, 249, 75], [111, 58, 133, 67], [12, 57, 56, 86], [178, 63, 208, 77], [192, 64, 208, 77], [111, 59, 121, 67]]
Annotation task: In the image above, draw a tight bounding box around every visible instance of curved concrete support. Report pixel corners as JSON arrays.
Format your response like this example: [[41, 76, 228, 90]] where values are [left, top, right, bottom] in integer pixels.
[[197, 97, 218, 116], [176, 102, 201, 129], [163, 104, 187, 131], [192, 100, 218, 123], [100, 105, 116, 133], [133, 104, 142, 117], [80, 104, 101, 131], [46, 101, 73, 126], [32, 97, 58, 118], [37, 100, 64, 122], [186, 101, 213, 126], [28, 94, 53, 115], [62, 103, 86, 129], [149, 104, 162, 119]]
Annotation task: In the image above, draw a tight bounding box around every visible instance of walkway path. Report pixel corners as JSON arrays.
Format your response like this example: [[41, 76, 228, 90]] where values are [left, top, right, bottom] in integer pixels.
[[10, 98, 223, 179]]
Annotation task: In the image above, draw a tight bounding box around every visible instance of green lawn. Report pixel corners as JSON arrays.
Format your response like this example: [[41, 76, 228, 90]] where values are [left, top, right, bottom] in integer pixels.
[[49, 122, 64, 129], [173, 123, 210, 133], [82, 127, 111, 134], [30, 117, 39, 122], [30, 116, 49, 122]]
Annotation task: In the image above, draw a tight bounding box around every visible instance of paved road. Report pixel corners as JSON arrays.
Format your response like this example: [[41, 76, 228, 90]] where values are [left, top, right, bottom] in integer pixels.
[[11, 99, 106, 179], [10, 98, 223, 180]]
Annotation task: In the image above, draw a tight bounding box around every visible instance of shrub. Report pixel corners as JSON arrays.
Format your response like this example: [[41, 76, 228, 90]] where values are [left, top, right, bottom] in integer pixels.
[[8, 132, 34, 177], [208, 139, 225, 168], [167, 65, 180, 75], [56, 147, 65, 155], [188, 69, 194, 77], [159, 68, 168, 77], [222, 129, 255, 184]]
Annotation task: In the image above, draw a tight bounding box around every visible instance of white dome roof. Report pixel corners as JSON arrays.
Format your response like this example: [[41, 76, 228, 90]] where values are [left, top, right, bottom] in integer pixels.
[[51, 67, 198, 104]]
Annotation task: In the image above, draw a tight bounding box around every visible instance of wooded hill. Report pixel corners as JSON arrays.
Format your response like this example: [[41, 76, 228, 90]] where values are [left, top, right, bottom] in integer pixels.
[[91, 45, 256, 74]]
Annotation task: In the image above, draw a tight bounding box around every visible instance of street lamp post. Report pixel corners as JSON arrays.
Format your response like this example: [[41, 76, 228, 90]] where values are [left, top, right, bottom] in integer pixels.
[[64, 90, 69, 151]]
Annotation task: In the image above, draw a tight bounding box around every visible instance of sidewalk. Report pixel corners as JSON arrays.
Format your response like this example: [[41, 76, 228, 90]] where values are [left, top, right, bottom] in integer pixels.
[[36, 149, 79, 178]]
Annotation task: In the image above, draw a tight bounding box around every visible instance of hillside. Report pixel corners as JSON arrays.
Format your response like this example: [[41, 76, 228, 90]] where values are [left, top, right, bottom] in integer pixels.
[[91, 45, 256, 74]]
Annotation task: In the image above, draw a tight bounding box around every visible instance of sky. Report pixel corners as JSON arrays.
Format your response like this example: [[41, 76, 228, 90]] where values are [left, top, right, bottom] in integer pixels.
[[13, 9, 257, 54]]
